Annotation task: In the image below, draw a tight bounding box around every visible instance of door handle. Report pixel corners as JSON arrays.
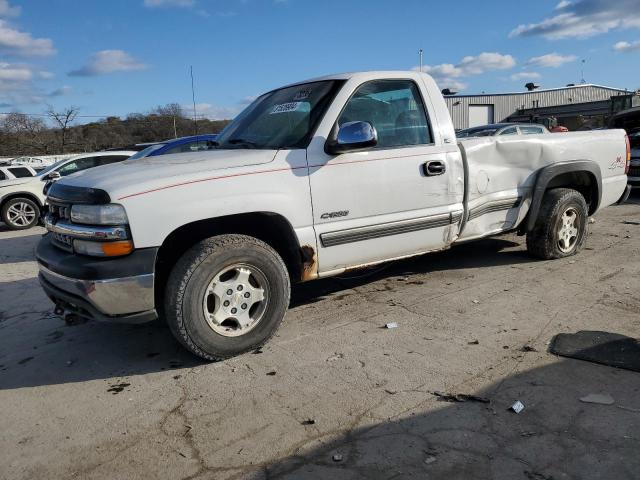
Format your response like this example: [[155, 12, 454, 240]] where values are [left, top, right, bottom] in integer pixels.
[[423, 160, 446, 176]]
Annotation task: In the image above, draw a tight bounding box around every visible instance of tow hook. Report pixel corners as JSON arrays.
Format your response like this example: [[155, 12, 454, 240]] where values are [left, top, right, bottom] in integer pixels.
[[53, 303, 87, 326]]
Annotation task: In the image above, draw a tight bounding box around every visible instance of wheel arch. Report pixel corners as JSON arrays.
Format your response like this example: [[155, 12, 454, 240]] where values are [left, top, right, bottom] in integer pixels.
[[0, 192, 44, 211], [154, 212, 307, 307], [524, 160, 602, 232]]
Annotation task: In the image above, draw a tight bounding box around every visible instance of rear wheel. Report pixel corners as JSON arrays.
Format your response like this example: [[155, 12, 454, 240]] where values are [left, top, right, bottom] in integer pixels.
[[164, 234, 291, 360], [526, 188, 588, 260], [1, 197, 40, 230]]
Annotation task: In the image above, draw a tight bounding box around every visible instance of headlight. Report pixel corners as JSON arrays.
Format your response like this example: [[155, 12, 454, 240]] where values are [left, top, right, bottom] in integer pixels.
[[73, 239, 134, 257], [70, 204, 128, 225]]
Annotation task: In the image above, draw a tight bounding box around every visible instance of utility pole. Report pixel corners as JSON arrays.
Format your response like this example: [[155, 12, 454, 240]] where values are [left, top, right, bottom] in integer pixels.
[[419, 49, 424, 72], [580, 59, 586, 84], [173, 115, 177, 138], [190, 65, 198, 136]]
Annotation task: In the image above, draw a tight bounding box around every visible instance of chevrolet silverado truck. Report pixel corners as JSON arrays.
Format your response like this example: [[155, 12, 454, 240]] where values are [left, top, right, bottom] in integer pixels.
[[36, 71, 631, 360]]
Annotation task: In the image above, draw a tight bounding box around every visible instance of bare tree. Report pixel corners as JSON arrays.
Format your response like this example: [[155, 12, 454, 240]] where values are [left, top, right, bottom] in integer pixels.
[[46, 105, 79, 153]]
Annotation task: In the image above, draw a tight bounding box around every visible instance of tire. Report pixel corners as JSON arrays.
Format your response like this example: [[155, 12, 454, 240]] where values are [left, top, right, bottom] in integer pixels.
[[164, 234, 291, 360], [1, 197, 40, 230], [526, 188, 588, 260]]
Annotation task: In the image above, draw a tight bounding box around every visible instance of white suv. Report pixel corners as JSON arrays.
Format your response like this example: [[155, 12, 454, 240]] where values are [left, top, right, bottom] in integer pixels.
[[0, 165, 38, 180], [0, 151, 135, 230]]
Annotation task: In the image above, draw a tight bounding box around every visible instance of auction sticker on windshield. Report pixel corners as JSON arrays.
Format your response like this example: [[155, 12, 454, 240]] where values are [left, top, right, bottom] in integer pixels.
[[271, 102, 305, 114]]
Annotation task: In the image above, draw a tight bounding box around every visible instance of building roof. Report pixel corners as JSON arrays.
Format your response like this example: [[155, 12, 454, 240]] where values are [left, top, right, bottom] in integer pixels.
[[445, 84, 629, 98]]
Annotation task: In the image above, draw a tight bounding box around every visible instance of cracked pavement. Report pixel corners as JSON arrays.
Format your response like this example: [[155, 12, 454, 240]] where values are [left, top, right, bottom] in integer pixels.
[[1, 192, 639, 480]]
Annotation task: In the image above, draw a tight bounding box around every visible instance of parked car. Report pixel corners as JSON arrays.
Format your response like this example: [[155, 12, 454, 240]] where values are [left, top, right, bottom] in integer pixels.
[[609, 107, 640, 187], [457, 123, 549, 138], [37, 71, 629, 360], [0, 165, 38, 181], [128, 134, 219, 160], [0, 151, 135, 230]]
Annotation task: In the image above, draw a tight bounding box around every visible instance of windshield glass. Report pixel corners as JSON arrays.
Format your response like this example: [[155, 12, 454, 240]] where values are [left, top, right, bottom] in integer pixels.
[[215, 80, 343, 149], [128, 144, 164, 160], [458, 127, 499, 138], [37, 158, 68, 176]]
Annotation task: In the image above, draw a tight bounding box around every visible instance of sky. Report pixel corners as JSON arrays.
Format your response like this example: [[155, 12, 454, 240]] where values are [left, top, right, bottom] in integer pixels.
[[1, 0, 639, 123]]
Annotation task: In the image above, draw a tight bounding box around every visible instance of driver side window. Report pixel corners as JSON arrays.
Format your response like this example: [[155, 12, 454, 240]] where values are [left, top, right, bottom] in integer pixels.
[[338, 80, 432, 148]]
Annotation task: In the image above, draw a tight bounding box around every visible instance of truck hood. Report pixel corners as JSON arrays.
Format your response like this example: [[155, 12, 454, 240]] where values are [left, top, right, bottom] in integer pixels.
[[57, 149, 279, 200]]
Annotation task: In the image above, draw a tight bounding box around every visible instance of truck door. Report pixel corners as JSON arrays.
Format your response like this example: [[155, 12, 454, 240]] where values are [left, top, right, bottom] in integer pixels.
[[306, 78, 463, 275]]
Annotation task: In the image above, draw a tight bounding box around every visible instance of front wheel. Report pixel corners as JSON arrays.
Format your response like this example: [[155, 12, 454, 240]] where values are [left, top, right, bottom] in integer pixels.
[[164, 234, 291, 360], [526, 188, 588, 260], [1, 197, 40, 230]]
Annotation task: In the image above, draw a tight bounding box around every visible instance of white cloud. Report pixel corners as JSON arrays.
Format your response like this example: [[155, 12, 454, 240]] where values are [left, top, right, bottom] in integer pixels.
[[69, 50, 148, 76], [0, 62, 31, 81], [183, 102, 241, 120], [555, 0, 572, 9], [0, 0, 20, 17], [0, 19, 55, 56], [614, 40, 640, 52], [510, 0, 640, 39], [0, 62, 52, 106], [48, 85, 72, 97], [526, 53, 577, 67], [510, 72, 542, 81], [143, 0, 195, 7], [414, 52, 515, 91]]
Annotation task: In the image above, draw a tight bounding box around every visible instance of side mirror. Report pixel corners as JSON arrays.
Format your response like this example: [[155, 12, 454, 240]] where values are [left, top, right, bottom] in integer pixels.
[[325, 121, 378, 155], [46, 172, 61, 181]]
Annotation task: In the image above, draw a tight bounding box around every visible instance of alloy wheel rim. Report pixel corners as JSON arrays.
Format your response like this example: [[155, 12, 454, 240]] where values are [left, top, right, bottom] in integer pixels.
[[558, 207, 579, 253], [7, 202, 36, 227], [202, 263, 269, 337]]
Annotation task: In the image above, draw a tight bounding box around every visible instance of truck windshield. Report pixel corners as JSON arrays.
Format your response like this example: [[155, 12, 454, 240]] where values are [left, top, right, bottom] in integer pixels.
[[215, 80, 343, 150]]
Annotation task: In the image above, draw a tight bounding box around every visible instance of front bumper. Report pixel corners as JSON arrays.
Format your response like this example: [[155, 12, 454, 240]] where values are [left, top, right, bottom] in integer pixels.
[[36, 234, 158, 323]]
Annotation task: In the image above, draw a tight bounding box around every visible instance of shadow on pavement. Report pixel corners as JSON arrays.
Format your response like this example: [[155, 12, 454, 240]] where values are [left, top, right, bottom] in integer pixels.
[[260, 357, 640, 480], [0, 225, 43, 265], [0, 236, 534, 391], [292, 236, 532, 307]]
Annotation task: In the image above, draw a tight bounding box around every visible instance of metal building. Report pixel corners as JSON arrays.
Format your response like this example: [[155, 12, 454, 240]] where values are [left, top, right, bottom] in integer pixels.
[[444, 84, 630, 131]]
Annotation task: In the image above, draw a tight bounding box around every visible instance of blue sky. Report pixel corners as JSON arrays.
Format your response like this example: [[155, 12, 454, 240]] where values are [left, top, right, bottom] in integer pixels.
[[1, 0, 639, 122]]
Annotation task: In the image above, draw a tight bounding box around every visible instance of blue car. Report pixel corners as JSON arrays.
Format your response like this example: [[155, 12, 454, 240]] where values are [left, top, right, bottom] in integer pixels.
[[129, 134, 219, 159]]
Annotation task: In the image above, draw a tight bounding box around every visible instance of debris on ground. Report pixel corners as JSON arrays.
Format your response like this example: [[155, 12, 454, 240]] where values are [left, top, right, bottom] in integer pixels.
[[326, 353, 344, 362], [332, 453, 343, 462], [520, 431, 537, 437], [579, 393, 615, 405], [384, 389, 398, 395], [589, 218, 596, 224], [424, 456, 437, 465], [300, 419, 315, 425], [253, 348, 263, 354], [266, 370, 277, 376], [107, 383, 131, 395], [550, 331, 640, 373], [384, 322, 399, 329], [432, 391, 490, 404], [622, 220, 640, 226], [520, 345, 538, 352], [510, 400, 525, 414], [468, 340, 479, 345], [617, 405, 640, 413], [472, 299, 480, 304], [64, 314, 88, 326]]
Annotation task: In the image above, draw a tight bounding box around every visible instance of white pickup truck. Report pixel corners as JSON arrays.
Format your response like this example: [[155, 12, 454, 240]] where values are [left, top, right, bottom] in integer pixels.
[[36, 71, 631, 360]]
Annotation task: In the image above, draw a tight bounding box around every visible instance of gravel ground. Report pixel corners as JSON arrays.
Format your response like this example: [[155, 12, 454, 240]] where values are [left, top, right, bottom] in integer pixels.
[[1, 191, 639, 480]]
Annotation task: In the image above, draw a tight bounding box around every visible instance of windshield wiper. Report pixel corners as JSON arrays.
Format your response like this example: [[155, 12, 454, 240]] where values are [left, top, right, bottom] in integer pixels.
[[227, 138, 258, 149]]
